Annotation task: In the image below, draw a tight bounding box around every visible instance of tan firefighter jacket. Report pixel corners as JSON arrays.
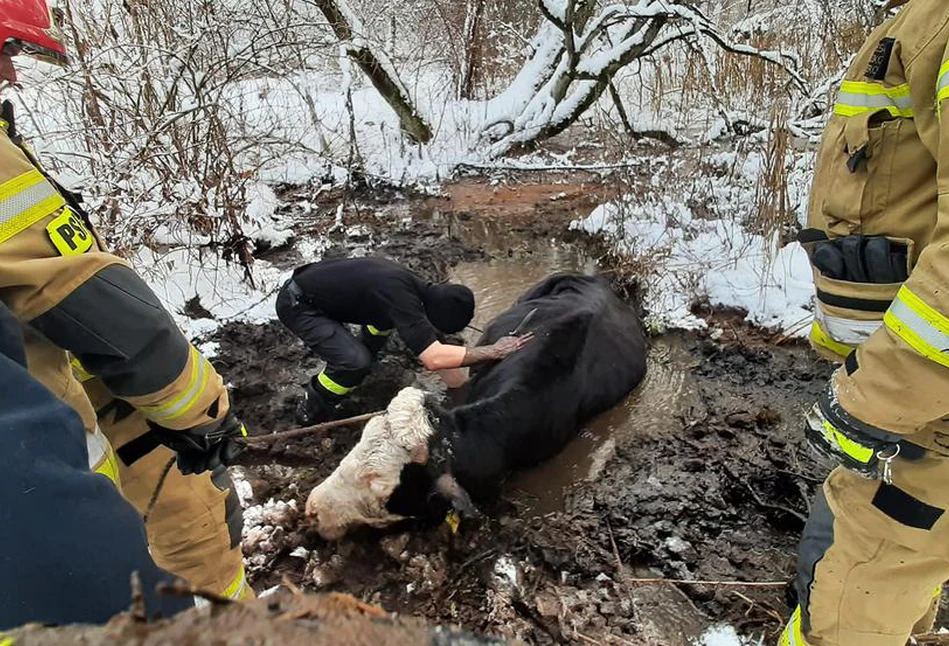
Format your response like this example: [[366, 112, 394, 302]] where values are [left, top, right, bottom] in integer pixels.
[[0, 110, 230, 474], [805, 0, 949, 454]]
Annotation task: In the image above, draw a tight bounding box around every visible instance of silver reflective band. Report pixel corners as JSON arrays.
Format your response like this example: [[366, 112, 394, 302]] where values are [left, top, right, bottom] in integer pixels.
[[0, 172, 59, 226], [836, 90, 913, 112], [886, 294, 949, 368], [938, 60, 949, 102], [816, 307, 882, 346]]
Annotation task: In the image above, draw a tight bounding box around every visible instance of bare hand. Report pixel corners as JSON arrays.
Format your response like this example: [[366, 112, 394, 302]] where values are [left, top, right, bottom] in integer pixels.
[[491, 333, 533, 360]]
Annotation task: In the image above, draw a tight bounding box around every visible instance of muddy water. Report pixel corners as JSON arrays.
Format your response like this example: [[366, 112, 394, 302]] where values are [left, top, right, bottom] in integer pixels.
[[448, 255, 697, 515]]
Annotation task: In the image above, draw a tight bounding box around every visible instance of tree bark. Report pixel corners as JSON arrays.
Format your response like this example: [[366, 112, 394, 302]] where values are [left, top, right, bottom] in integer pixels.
[[313, 0, 433, 144]]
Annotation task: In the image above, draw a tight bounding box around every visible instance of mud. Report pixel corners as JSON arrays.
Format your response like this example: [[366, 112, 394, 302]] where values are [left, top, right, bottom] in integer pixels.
[[7, 591, 517, 645], [208, 176, 838, 644]]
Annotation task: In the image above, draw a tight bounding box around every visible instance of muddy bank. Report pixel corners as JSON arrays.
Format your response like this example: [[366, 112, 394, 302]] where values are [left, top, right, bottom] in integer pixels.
[[208, 177, 836, 644], [7, 591, 517, 646]]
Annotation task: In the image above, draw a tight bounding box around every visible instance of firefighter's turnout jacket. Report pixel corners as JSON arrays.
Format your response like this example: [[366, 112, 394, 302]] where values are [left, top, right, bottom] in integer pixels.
[[0, 109, 249, 600], [787, 1, 949, 644]]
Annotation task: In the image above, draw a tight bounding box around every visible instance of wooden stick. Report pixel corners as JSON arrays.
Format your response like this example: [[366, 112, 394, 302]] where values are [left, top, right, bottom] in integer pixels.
[[240, 411, 384, 444], [625, 576, 787, 587]]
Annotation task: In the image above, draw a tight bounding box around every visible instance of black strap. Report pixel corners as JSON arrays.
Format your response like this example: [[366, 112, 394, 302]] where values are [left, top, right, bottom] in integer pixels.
[[816, 288, 892, 313], [872, 483, 944, 530], [798, 228, 830, 244], [845, 350, 859, 375], [116, 430, 163, 466]]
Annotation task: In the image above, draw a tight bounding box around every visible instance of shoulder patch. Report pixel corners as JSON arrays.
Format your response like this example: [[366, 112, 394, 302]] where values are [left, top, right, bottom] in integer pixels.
[[47, 207, 94, 256], [865, 37, 896, 81]]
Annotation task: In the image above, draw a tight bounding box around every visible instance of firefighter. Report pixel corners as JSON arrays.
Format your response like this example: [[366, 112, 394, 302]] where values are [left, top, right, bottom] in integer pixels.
[[0, 1, 252, 601], [0, 300, 193, 629], [276, 256, 532, 425], [784, 1, 949, 643]]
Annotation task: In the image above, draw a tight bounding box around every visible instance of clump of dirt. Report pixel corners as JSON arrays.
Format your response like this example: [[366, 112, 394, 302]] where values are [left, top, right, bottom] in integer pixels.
[[7, 591, 517, 646], [208, 176, 836, 644]]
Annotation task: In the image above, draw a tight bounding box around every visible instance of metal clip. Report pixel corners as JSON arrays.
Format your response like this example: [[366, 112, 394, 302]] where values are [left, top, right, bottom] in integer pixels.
[[877, 444, 901, 485]]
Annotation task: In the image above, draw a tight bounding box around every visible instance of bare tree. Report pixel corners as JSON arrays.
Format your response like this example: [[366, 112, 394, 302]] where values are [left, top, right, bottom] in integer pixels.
[[470, 0, 805, 156], [309, 0, 433, 143]]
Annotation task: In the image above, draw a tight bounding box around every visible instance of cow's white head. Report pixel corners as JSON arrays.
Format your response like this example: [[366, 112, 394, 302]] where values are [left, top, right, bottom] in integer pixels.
[[306, 387, 436, 539]]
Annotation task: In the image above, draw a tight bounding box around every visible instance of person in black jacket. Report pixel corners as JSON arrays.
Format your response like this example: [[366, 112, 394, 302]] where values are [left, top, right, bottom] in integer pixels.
[[276, 257, 532, 424], [0, 301, 192, 630]]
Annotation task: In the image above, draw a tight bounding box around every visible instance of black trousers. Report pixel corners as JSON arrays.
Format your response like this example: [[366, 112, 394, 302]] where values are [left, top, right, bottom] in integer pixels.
[[275, 279, 390, 398]]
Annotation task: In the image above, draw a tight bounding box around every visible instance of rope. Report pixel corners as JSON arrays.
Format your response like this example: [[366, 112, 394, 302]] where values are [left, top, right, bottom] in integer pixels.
[[143, 456, 176, 525], [240, 410, 384, 444]]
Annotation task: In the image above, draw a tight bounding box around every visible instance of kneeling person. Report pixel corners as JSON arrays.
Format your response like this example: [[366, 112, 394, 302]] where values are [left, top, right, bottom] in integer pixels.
[[276, 257, 530, 424]]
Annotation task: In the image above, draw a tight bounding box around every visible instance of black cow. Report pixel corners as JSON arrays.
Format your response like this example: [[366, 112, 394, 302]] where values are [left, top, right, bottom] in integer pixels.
[[305, 272, 648, 538]]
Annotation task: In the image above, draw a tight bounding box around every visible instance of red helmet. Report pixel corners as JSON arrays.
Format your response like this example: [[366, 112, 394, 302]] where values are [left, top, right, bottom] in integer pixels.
[[0, 0, 67, 65]]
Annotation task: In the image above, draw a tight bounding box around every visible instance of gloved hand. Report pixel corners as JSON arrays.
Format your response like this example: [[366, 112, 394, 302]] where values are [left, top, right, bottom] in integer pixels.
[[152, 411, 248, 476], [812, 235, 908, 283], [804, 381, 901, 482]]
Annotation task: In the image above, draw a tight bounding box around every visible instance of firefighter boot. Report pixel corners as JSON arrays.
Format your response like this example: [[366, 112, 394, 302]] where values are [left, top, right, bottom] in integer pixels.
[[295, 377, 342, 426]]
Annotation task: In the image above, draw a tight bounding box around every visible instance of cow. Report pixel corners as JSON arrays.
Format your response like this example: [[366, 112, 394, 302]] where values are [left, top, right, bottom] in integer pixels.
[[305, 272, 647, 539]]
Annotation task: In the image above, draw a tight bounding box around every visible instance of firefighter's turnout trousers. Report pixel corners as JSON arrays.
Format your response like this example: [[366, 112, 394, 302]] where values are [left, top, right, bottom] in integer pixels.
[[0, 118, 249, 600], [783, 2, 949, 644]]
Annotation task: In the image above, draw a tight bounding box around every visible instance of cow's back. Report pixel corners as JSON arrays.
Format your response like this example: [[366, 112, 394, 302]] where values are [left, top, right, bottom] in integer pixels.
[[450, 273, 646, 496]]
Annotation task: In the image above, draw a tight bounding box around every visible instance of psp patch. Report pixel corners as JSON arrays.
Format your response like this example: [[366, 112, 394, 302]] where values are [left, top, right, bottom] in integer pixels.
[[865, 37, 895, 81], [46, 207, 93, 256]]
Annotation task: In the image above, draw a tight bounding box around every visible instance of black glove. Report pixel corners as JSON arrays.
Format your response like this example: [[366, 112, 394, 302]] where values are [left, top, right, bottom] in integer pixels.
[[152, 412, 248, 476], [812, 235, 908, 283], [804, 379, 904, 482]]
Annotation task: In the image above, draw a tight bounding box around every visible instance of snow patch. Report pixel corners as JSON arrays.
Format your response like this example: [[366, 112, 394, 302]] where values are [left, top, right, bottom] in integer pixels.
[[574, 170, 814, 336], [695, 624, 763, 646]]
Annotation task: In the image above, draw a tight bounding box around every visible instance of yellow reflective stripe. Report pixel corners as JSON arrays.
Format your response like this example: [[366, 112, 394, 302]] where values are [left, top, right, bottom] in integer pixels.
[[884, 285, 949, 369], [222, 564, 249, 599], [94, 443, 120, 485], [87, 427, 120, 485], [0, 169, 66, 245], [780, 606, 808, 646], [70, 356, 94, 383], [141, 347, 212, 423], [0, 634, 15, 646], [317, 371, 354, 396], [823, 420, 874, 464], [937, 59, 949, 103], [833, 81, 914, 118], [809, 321, 855, 357], [366, 324, 392, 337]]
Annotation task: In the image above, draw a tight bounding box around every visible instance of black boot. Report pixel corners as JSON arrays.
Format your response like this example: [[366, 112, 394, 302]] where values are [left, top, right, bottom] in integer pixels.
[[294, 379, 339, 426]]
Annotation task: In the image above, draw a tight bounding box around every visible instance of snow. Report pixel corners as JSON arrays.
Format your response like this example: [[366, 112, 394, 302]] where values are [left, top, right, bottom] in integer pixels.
[[134, 246, 289, 340], [575, 196, 813, 334], [696, 625, 764, 646]]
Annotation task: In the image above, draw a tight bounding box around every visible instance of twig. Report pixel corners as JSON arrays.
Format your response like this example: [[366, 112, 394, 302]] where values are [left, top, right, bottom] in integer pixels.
[[281, 574, 304, 596], [240, 410, 384, 444], [143, 456, 177, 525], [605, 518, 625, 575], [732, 590, 784, 626], [914, 634, 949, 645], [626, 576, 786, 587], [130, 572, 147, 622], [459, 548, 497, 571], [744, 481, 808, 523]]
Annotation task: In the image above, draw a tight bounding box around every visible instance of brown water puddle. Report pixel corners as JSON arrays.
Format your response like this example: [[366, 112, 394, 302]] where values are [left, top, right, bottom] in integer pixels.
[[448, 253, 697, 516]]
